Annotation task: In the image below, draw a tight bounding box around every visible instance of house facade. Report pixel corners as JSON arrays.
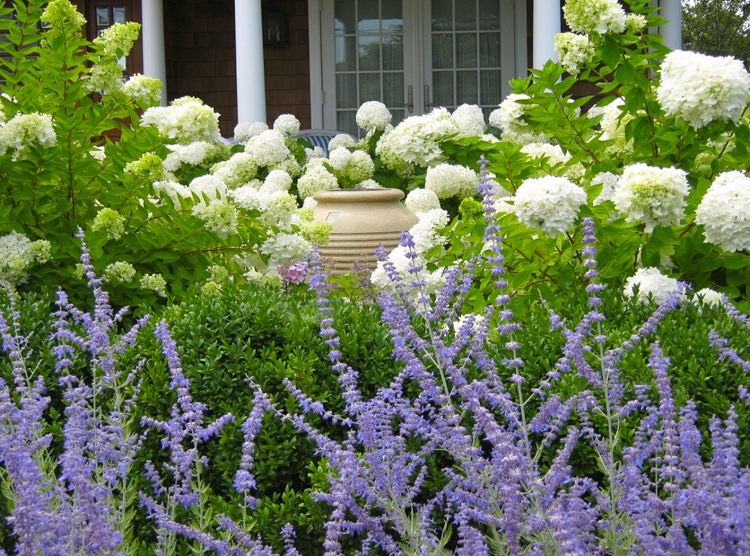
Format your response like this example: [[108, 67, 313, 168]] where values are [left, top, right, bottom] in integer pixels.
[[71, 0, 682, 138]]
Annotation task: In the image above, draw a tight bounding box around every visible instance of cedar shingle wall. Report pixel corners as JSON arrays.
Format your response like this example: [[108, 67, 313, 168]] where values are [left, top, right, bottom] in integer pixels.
[[164, 0, 311, 137]]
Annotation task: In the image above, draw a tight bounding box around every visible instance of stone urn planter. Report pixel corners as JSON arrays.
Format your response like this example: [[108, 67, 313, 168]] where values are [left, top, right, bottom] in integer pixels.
[[312, 188, 419, 275]]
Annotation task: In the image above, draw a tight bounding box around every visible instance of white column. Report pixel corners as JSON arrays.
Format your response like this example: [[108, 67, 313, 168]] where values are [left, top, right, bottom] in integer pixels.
[[660, 0, 682, 51], [141, 0, 167, 105], [235, 0, 267, 124], [533, 0, 561, 69]]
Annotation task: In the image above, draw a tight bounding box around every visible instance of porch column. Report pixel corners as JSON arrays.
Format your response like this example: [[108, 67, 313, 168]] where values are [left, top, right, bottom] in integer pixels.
[[660, 1, 682, 51], [533, 0, 561, 69], [235, 0, 266, 124], [141, 0, 167, 105]]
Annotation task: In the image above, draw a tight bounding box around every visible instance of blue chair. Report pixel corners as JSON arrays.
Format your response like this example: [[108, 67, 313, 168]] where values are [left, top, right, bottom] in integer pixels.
[[295, 129, 356, 155]]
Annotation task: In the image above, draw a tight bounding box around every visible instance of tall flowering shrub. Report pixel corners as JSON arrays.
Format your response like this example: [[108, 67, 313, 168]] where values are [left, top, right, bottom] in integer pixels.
[[0, 0, 317, 307]]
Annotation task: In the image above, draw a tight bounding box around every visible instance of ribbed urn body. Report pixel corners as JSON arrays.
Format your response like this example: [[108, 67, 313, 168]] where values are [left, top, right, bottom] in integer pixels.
[[312, 188, 419, 275]]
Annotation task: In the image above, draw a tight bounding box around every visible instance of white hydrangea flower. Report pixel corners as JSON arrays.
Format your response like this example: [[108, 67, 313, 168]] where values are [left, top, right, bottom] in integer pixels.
[[513, 176, 587, 237], [409, 208, 449, 253], [301, 196, 318, 210], [139, 273, 167, 297], [356, 179, 383, 189], [356, 101, 392, 132], [626, 13, 647, 32], [656, 50, 750, 129], [341, 150, 375, 183], [488, 93, 547, 145], [264, 169, 293, 192], [103, 261, 136, 283], [189, 175, 228, 202], [425, 163, 479, 199], [245, 129, 290, 167], [273, 114, 301, 137], [375, 107, 459, 170], [405, 188, 441, 214], [694, 288, 725, 307], [261, 232, 311, 267], [591, 171, 620, 205], [695, 170, 750, 251], [91, 207, 126, 241], [563, 0, 627, 35], [0, 112, 56, 160], [328, 133, 357, 151], [191, 201, 238, 238], [451, 104, 486, 139], [153, 180, 192, 205], [141, 98, 221, 144], [612, 163, 689, 233], [211, 152, 259, 189], [270, 156, 302, 179], [0, 231, 51, 286], [623, 267, 683, 305], [123, 74, 163, 106], [306, 146, 327, 161], [230, 184, 262, 211], [297, 164, 340, 199], [165, 141, 213, 167], [370, 245, 445, 295], [554, 33, 595, 75], [328, 147, 353, 171], [234, 121, 269, 144], [598, 98, 635, 153], [257, 190, 298, 229]]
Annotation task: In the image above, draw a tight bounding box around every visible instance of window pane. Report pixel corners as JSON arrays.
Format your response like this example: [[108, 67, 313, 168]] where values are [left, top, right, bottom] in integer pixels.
[[433, 71, 454, 108], [113, 6, 126, 24], [479, 32, 501, 67], [480, 69, 502, 105], [478, 0, 500, 30], [455, 1, 476, 30], [457, 70, 478, 104], [358, 0, 379, 33], [383, 72, 404, 107], [337, 110, 358, 136], [456, 33, 477, 68], [96, 7, 110, 26], [390, 109, 405, 128], [335, 36, 357, 71], [359, 73, 381, 103], [432, 33, 453, 69], [337, 74, 358, 108], [381, 0, 402, 33], [432, 0, 452, 31], [382, 34, 403, 70], [359, 36, 381, 71], [335, 0, 356, 34]]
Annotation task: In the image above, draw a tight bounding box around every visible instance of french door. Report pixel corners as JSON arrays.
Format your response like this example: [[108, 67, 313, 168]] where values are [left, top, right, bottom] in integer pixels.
[[317, 0, 525, 136]]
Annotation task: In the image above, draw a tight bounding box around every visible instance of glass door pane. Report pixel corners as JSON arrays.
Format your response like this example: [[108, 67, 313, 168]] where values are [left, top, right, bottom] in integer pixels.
[[332, 0, 405, 136], [427, 0, 506, 114]]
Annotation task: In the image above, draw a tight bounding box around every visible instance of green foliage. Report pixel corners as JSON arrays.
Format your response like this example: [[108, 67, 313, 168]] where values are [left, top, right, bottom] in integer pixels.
[[0, 0, 270, 311]]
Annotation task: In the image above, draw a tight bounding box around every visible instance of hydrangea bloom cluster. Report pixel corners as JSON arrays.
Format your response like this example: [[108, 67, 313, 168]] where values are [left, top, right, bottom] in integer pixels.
[[86, 22, 141, 94], [41, 0, 87, 36], [562, 0, 627, 35], [103, 261, 136, 283], [91, 207, 126, 241], [0, 112, 56, 160], [245, 129, 290, 167], [612, 163, 689, 232], [489, 93, 547, 145], [591, 171, 620, 205], [162, 141, 220, 171], [328, 147, 375, 184], [272, 114, 300, 138], [139, 273, 167, 296], [656, 50, 750, 128], [233, 121, 268, 144], [554, 32, 596, 75], [0, 231, 51, 286], [375, 107, 459, 170], [425, 163, 479, 199], [297, 162, 340, 199], [520, 141, 584, 179], [695, 170, 750, 252], [191, 201, 238, 238], [405, 188, 441, 214], [260, 232, 311, 268], [694, 287, 724, 307], [189, 175, 228, 202], [623, 267, 683, 304], [451, 103, 486, 138], [513, 175, 587, 236], [93, 21, 140, 57], [597, 98, 635, 153], [141, 97, 221, 144], [211, 152, 259, 189], [355, 101, 392, 132], [123, 74, 163, 106]]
